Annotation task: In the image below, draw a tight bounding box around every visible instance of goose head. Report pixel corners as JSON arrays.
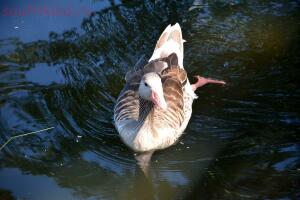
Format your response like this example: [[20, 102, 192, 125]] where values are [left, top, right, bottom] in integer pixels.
[[139, 72, 167, 110]]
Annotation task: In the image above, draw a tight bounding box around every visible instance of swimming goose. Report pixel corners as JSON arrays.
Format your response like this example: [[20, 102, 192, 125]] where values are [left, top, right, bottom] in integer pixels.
[[114, 23, 225, 153]]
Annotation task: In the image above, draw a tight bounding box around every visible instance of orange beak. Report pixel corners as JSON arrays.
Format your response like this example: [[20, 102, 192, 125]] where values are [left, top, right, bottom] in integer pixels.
[[150, 91, 167, 110]]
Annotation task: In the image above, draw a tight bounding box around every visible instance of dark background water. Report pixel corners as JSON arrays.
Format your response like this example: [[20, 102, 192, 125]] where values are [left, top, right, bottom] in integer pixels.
[[0, 0, 300, 199]]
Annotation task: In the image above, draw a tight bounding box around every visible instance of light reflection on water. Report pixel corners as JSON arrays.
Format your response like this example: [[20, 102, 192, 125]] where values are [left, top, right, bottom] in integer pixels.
[[0, 0, 300, 199]]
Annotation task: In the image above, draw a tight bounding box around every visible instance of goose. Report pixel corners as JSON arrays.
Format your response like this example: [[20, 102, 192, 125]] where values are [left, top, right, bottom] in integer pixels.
[[114, 23, 225, 169]]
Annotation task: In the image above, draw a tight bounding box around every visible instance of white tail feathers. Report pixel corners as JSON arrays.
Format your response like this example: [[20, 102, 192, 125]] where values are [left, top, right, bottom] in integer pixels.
[[149, 23, 185, 68]]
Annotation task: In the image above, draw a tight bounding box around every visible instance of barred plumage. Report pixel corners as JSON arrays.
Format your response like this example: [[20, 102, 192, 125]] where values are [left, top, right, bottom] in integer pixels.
[[114, 23, 197, 152]]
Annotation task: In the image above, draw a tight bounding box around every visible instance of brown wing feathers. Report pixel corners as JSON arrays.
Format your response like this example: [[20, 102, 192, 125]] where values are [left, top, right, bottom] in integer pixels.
[[153, 53, 187, 129], [115, 53, 187, 131]]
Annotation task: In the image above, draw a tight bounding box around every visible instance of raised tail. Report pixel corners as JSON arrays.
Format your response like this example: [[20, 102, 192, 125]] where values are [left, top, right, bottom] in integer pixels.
[[149, 23, 185, 68]]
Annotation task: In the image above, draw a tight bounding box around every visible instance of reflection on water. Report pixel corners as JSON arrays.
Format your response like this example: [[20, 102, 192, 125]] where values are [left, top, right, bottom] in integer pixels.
[[0, 0, 300, 199]]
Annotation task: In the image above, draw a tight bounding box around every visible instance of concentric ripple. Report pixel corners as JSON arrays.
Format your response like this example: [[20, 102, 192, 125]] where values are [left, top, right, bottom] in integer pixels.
[[0, 0, 300, 199]]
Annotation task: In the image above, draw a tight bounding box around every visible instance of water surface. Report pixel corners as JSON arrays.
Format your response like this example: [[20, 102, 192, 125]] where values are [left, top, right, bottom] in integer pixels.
[[0, 0, 300, 199]]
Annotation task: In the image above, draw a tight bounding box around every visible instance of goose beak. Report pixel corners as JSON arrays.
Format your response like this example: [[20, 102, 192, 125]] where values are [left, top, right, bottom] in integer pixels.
[[150, 91, 167, 110]]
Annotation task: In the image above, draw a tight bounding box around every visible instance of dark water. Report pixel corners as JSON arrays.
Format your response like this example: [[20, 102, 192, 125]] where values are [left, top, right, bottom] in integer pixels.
[[0, 0, 300, 199]]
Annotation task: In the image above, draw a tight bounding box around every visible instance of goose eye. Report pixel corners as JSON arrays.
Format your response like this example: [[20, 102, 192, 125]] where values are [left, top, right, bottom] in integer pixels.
[[144, 82, 148, 87]]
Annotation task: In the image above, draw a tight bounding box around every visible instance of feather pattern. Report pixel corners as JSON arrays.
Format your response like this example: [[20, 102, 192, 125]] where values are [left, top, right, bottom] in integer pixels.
[[114, 24, 197, 152]]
